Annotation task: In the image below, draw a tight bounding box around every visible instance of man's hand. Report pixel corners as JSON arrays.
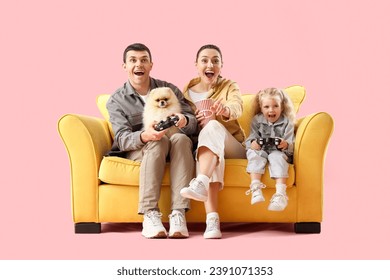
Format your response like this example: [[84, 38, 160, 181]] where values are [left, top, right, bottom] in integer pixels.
[[140, 122, 166, 143], [174, 113, 187, 128]]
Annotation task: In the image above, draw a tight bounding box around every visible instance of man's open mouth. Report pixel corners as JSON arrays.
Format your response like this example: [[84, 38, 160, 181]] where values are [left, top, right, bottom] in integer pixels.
[[134, 71, 144, 76]]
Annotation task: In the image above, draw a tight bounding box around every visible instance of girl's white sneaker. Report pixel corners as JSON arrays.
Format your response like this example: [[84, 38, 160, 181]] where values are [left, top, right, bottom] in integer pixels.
[[246, 182, 265, 204]]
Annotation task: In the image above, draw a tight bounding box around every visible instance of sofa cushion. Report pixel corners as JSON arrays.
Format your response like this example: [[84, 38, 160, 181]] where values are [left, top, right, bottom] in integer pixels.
[[99, 156, 295, 188], [224, 159, 295, 188], [99, 156, 171, 186]]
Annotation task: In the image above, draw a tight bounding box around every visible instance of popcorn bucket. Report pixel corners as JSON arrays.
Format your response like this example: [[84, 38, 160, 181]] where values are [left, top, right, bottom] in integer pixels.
[[195, 99, 215, 126]]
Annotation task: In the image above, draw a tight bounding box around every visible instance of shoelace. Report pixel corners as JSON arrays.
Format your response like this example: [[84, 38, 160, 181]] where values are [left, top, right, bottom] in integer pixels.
[[245, 183, 266, 196], [146, 210, 163, 225], [206, 217, 220, 232], [169, 212, 184, 226]]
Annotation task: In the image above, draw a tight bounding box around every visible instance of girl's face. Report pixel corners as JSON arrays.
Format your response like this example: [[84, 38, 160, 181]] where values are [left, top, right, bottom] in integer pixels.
[[195, 48, 222, 87], [260, 96, 282, 123]]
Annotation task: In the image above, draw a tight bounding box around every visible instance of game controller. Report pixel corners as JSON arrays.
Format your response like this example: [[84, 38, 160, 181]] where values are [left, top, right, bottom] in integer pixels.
[[154, 115, 179, 131], [257, 137, 281, 150]]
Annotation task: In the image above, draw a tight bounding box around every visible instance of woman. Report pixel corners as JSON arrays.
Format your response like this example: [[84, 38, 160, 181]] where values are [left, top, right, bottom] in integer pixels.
[[180, 44, 246, 239]]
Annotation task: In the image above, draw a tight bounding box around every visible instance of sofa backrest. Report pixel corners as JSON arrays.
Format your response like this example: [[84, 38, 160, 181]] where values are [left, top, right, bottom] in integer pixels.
[[97, 85, 306, 140]]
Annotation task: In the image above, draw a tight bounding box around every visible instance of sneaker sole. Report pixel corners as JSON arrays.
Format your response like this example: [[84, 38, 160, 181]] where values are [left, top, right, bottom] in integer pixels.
[[142, 231, 167, 239], [169, 231, 189, 238], [204, 232, 222, 239], [180, 189, 208, 202]]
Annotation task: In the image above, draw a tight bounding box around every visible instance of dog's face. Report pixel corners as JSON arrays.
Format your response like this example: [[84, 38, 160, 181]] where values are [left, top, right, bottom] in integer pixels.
[[149, 88, 176, 109]]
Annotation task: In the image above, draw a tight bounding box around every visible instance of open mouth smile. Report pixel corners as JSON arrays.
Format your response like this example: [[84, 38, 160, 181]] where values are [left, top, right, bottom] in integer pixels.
[[134, 70, 144, 76], [267, 114, 277, 120], [205, 70, 214, 78]]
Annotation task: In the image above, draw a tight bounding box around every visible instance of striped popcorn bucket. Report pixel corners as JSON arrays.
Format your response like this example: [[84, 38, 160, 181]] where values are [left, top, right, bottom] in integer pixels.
[[195, 99, 215, 126]]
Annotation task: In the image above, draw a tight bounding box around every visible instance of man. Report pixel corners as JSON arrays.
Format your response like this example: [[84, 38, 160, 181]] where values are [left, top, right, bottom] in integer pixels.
[[106, 43, 197, 238]]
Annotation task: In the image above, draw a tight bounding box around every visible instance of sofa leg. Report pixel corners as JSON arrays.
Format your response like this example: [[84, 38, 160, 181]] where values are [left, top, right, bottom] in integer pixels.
[[294, 222, 321, 234], [75, 222, 101, 233]]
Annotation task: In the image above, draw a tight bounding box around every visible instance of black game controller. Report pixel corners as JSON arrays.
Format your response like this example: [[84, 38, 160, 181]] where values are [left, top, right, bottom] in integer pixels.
[[154, 115, 179, 131], [257, 137, 281, 150]]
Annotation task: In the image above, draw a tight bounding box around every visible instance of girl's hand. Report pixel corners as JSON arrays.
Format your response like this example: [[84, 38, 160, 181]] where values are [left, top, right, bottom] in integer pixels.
[[277, 138, 289, 150], [251, 139, 261, 150]]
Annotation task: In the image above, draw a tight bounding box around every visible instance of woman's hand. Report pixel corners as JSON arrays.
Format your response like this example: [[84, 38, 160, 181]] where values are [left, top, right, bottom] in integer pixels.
[[211, 98, 229, 118], [195, 109, 211, 128]]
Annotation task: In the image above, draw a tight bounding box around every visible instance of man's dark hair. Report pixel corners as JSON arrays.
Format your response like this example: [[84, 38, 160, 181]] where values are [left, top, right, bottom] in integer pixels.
[[195, 44, 223, 63], [123, 43, 152, 63]]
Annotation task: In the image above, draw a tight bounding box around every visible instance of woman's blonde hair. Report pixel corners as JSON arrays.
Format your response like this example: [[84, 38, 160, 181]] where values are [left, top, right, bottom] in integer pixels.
[[254, 88, 296, 123]]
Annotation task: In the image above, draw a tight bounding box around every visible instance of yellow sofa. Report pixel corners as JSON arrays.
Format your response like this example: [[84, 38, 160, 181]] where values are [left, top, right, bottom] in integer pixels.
[[58, 85, 334, 234]]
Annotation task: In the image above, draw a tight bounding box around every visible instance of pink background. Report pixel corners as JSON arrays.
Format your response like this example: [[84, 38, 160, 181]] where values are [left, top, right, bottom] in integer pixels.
[[1, 0, 389, 260]]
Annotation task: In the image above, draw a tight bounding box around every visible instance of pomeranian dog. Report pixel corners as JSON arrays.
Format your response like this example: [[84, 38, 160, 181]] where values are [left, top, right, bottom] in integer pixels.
[[143, 87, 182, 138]]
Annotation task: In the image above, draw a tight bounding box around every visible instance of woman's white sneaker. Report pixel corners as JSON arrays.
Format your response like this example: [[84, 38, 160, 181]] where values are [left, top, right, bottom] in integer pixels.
[[180, 178, 208, 202], [204, 214, 222, 239]]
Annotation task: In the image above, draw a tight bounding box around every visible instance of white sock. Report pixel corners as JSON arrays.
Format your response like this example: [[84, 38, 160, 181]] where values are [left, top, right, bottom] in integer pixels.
[[197, 174, 210, 188], [207, 212, 219, 220], [250, 179, 261, 187], [275, 183, 287, 195]]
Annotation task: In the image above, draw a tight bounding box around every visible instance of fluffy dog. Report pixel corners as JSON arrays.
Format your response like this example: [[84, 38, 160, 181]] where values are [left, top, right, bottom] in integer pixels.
[[143, 87, 181, 138]]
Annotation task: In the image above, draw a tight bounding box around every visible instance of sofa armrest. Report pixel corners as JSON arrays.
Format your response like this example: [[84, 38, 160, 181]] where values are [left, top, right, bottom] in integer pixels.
[[294, 112, 334, 221], [58, 114, 112, 223]]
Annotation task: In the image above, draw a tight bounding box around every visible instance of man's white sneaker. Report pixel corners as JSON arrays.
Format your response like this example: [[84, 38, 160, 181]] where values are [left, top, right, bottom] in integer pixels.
[[245, 182, 265, 204], [142, 210, 167, 238], [268, 193, 288, 211], [203, 216, 222, 239], [180, 178, 208, 202], [168, 211, 189, 238]]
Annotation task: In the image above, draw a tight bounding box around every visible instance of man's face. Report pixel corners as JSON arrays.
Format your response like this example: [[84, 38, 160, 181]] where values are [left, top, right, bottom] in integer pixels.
[[123, 50, 153, 87]]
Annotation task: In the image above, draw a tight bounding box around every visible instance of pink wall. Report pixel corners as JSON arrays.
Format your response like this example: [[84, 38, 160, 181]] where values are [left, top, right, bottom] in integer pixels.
[[1, 0, 389, 259]]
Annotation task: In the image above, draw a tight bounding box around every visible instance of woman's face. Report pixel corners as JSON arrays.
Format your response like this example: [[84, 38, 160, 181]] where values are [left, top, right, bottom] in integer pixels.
[[195, 48, 223, 87], [260, 96, 282, 123]]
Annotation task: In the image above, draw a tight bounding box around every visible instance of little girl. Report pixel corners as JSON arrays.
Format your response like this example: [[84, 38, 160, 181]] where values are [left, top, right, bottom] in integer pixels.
[[245, 88, 296, 211]]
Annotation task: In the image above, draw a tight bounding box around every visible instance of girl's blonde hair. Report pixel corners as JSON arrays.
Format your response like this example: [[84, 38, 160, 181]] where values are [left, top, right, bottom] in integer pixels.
[[254, 88, 296, 123]]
